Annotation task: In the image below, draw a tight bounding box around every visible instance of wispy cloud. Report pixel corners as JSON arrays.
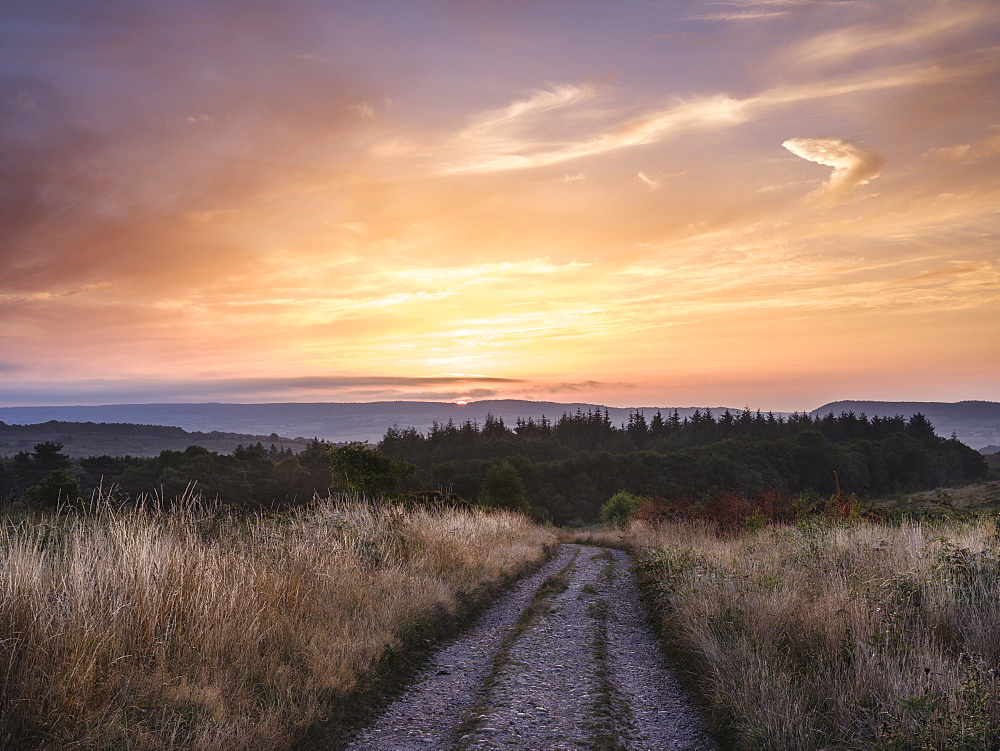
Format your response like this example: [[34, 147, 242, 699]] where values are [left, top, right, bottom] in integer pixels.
[[378, 260, 590, 286], [637, 171, 660, 190], [533, 380, 634, 394], [753, 58, 993, 107], [465, 82, 600, 133], [211, 375, 526, 390], [691, 10, 788, 21], [0, 374, 646, 406], [782, 136, 885, 199], [903, 260, 995, 284], [438, 56, 988, 175], [784, 3, 995, 66], [346, 102, 376, 119], [0, 375, 528, 405], [924, 128, 1000, 164], [441, 92, 746, 174]]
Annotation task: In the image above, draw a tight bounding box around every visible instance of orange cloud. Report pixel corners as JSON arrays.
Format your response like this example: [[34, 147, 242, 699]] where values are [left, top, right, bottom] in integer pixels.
[[781, 136, 885, 199]]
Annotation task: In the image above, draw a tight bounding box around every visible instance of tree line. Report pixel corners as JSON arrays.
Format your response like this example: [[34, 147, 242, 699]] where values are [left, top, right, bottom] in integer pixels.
[[0, 408, 987, 524], [0, 440, 410, 510], [377, 408, 986, 523]]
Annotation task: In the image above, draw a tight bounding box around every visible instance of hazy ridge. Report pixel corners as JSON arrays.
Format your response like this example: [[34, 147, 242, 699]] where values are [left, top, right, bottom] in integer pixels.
[[0, 420, 308, 458], [0, 401, 741, 447], [1, 398, 998, 451], [811, 400, 1000, 450]]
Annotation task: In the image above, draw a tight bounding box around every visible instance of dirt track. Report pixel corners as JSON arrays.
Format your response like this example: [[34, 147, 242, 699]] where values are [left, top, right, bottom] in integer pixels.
[[343, 544, 715, 750]]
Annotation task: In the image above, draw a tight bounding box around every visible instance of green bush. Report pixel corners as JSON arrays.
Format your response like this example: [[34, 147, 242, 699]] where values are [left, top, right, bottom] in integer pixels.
[[330, 442, 415, 495], [600, 491, 642, 525]]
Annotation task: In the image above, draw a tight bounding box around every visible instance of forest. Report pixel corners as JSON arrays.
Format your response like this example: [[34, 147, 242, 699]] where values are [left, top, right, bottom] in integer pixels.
[[379, 408, 987, 523], [0, 408, 987, 524]]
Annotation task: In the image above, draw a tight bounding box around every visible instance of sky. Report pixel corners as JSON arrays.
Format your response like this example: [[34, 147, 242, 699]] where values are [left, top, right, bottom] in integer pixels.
[[1, 0, 998, 411]]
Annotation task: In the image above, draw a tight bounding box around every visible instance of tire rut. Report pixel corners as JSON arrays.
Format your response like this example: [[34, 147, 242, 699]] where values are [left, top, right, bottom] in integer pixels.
[[343, 544, 715, 750]]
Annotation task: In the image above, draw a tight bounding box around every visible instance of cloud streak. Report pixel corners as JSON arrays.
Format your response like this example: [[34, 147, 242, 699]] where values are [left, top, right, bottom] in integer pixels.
[[465, 82, 600, 133], [0, 375, 631, 407], [438, 56, 990, 175], [784, 3, 996, 67], [924, 128, 1000, 164], [692, 11, 788, 21], [441, 92, 747, 174], [637, 171, 660, 190]]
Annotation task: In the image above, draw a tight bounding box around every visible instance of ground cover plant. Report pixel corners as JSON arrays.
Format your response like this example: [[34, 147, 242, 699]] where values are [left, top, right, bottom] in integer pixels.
[[0, 493, 554, 749], [628, 515, 1000, 749]]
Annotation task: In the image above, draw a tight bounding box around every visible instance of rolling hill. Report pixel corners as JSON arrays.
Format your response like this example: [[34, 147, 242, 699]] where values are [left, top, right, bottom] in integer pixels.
[[1, 399, 997, 453], [0, 401, 740, 447], [812, 400, 1000, 450], [0, 420, 308, 458]]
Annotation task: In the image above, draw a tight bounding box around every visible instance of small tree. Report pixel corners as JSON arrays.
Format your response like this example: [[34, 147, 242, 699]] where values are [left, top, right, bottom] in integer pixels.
[[600, 490, 642, 526], [330, 442, 415, 495], [13, 441, 73, 488], [297, 439, 335, 493], [28, 470, 81, 508], [479, 461, 529, 514], [32, 441, 72, 472]]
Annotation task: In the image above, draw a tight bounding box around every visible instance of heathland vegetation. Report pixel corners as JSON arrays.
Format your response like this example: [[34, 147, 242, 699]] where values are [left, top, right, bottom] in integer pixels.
[[617, 516, 1000, 749], [0, 495, 553, 749]]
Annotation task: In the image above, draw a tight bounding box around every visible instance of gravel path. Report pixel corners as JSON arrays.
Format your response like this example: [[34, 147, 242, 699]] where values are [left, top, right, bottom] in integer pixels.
[[344, 544, 715, 751]]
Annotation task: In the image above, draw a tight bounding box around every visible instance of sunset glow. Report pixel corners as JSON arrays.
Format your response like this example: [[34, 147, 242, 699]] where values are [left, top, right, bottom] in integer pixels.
[[1, 1, 998, 410]]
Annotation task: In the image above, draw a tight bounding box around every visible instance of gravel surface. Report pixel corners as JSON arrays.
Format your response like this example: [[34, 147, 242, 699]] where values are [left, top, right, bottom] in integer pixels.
[[603, 548, 716, 750], [344, 544, 715, 751]]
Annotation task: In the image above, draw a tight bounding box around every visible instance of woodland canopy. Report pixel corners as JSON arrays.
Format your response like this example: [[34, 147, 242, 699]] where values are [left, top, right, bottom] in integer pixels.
[[0, 409, 986, 523]]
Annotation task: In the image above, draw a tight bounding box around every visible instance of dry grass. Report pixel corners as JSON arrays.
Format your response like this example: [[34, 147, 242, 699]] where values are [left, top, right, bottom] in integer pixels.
[[0, 495, 554, 749], [880, 480, 1000, 513], [556, 526, 630, 549], [628, 517, 1000, 750]]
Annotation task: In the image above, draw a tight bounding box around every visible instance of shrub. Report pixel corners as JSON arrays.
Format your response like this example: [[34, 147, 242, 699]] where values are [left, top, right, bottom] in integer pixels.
[[330, 442, 415, 495], [600, 490, 642, 525]]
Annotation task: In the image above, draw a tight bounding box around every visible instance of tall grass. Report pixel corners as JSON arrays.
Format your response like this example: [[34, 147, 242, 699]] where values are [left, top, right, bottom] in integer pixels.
[[629, 517, 1000, 750], [0, 494, 554, 749]]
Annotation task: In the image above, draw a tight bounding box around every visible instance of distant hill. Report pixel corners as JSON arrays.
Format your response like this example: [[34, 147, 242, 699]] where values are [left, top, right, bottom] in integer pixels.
[[812, 400, 1000, 450], [0, 420, 309, 458], [3, 399, 995, 452], [0, 401, 742, 446]]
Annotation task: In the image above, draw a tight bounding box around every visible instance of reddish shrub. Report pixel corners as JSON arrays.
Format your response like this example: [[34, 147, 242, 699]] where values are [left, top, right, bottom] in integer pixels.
[[634, 485, 864, 530]]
